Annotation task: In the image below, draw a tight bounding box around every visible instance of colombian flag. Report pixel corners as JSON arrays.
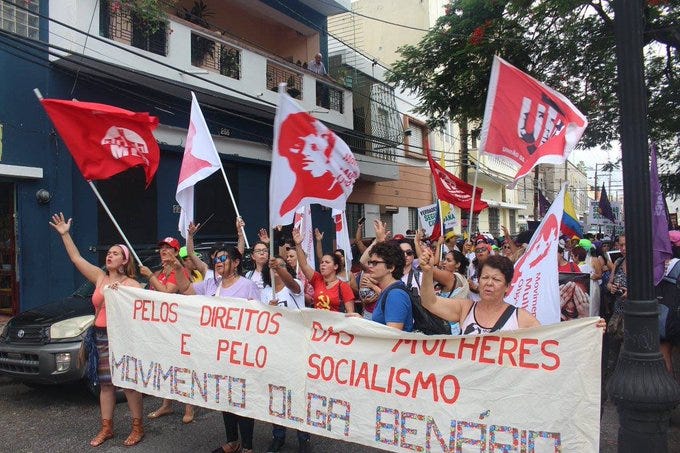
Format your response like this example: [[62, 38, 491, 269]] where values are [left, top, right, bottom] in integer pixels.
[[561, 190, 583, 238]]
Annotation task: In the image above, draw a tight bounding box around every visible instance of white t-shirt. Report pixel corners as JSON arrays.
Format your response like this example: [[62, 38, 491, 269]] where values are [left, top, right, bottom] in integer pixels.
[[260, 279, 304, 309], [400, 268, 422, 294], [246, 269, 264, 289]]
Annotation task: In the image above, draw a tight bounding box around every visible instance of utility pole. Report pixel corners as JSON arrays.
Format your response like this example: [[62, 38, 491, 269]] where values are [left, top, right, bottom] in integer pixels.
[[594, 163, 599, 200], [607, 1, 680, 451]]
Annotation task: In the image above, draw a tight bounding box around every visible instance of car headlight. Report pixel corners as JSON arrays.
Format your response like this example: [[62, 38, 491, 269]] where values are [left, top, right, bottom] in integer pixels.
[[50, 315, 95, 340]]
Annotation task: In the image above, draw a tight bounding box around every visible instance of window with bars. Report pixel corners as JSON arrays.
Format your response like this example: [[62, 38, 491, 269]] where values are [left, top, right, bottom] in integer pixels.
[[346, 203, 364, 237], [1, 0, 39, 39], [408, 207, 419, 231], [488, 208, 500, 237]]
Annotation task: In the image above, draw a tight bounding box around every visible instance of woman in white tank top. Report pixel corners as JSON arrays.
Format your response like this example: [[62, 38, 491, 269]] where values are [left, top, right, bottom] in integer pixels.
[[418, 251, 541, 333]]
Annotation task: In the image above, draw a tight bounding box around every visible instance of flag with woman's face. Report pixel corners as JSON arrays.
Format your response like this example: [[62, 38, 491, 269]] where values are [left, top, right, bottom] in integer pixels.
[[269, 87, 360, 226]]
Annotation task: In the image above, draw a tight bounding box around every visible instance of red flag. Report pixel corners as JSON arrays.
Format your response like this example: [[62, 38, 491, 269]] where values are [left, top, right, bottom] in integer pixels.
[[479, 57, 587, 185], [269, 88, 360, 226], [426, 150, 488, 213], [41, 99, 160, 186]]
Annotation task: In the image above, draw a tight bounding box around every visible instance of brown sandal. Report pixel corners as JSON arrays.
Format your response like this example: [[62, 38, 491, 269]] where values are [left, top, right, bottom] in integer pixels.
[[89, 419, 113, 447], [123, 418, 144, 447]]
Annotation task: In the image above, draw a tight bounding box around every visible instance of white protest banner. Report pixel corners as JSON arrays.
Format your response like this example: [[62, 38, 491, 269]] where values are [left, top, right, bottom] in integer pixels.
[[106, 286, 601, 452], [505, 184, 566, 325], [417, 203, 439, 236]]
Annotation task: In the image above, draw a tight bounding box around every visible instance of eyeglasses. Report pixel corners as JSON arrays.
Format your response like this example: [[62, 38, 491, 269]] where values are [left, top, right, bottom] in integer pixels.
[[475, 248, 488, 253], [214, 255, 229, 264], [253, 249, 269, 254], [403, 250, 414, 256], [502, 245, 511, 250], [366, 260, 386, 267]]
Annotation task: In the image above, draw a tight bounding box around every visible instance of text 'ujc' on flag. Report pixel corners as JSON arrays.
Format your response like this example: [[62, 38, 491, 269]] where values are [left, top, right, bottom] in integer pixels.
[[269, 84, 360, 226], [479, 56, 588, 187]]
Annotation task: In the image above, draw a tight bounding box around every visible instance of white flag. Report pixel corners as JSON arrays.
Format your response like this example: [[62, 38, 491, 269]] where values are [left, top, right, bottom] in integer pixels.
[[332, 209, 352, 276], [293, 205, 315, 272], [269, 86, 360, 226], [505, 183, 567, 325], [176, 92, 222, 238]]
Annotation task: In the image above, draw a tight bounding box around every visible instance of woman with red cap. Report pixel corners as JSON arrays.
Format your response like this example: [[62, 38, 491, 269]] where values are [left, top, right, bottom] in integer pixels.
[[140, 237, 195, 424], [49, 213, 145, 447]]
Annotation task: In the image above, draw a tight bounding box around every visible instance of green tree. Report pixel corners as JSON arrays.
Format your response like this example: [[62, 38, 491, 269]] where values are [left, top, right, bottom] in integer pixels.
[[387, 0, 680, 195]]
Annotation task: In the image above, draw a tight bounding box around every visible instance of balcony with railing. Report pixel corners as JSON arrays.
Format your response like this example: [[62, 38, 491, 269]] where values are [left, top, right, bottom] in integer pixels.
[[48, 0, 352, 129]]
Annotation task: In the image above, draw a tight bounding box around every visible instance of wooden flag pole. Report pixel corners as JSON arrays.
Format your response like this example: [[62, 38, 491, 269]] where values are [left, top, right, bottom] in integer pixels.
[[88, 181, 143, 267]]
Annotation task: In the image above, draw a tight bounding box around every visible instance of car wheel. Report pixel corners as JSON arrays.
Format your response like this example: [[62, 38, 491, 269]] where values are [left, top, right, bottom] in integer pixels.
[[84, 378, 126, 403]]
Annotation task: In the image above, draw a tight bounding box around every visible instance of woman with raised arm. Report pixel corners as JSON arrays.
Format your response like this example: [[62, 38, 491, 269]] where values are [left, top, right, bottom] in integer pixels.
[[292, 227, 355, 313], [419, 249, 541, 334], [49, 213, 144, 447]]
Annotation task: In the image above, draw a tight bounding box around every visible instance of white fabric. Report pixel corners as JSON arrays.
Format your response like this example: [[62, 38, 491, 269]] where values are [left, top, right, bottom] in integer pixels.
[[260, 279, 304, 309], [460, 302, 520, 335], [294, 206, 315, 271], [176, 92, 222, 238], [105, 286, 603, 453], [332, 209, 353, 270], [506, 183, 567, 325]]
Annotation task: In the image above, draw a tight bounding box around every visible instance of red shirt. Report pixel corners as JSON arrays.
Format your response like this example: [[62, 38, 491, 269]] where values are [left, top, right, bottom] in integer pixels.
[[310, 272, 354, 312], [559, 261, 581, 273]]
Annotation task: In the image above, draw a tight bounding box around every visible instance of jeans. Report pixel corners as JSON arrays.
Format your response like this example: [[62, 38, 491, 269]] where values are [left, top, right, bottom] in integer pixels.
[[223, 411, 254, 449], [272, 424, 310, 442]]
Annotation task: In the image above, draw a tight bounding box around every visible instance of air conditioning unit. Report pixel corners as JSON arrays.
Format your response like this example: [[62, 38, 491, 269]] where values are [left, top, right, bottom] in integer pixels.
[[380, 205, 399, 214]]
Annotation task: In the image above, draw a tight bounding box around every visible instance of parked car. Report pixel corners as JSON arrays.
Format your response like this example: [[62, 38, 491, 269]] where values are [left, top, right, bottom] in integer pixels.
[[0, 241, 225, 398]]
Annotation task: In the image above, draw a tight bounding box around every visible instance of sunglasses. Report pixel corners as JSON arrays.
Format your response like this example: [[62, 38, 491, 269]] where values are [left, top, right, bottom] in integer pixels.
[[403, 250, 414, 256], [502, 245, 511, 250], [475, 248, 488, 253], [214, 255, 230, 264], [367, 260, 386, 267]]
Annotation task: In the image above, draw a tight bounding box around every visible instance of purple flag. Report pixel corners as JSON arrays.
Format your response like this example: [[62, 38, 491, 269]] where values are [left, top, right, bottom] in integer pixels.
[[598, 184, 616, 223], [650, 143, 672, 285]]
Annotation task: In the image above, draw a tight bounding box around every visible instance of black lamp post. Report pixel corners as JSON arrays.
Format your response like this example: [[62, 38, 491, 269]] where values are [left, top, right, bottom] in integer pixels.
[[606, 1, 680, 451]]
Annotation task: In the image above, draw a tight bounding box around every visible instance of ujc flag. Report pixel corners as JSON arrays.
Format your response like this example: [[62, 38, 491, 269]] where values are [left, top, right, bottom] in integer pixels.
[[479, 57, 587, 186], [40, 99, 160, 186], [176, 92, 222, 238], [506, 183, 568, 325], [270, 86, 360, 226]]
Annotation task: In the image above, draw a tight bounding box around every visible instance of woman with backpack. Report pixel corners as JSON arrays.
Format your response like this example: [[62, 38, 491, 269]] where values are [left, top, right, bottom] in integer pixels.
[[361, 241, 414, 332]]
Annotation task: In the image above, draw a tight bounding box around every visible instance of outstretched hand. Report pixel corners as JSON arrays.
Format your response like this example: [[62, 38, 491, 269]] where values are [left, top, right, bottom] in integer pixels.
[[314, 228, 324, 241], [49, 212, 72, 236], [292, 227, 303, 245], [419, 249, 434, 273]]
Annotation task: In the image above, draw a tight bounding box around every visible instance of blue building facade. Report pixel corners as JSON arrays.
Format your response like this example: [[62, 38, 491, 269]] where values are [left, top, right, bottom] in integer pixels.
[[0, 0, 348, 313]]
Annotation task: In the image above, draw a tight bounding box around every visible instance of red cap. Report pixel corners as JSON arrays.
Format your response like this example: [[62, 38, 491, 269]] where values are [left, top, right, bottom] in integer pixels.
[[158, 237, 180, 251], [393, 234, 405, 241]]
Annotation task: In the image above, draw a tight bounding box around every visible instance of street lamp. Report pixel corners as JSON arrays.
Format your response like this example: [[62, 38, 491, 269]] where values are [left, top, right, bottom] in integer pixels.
[[606, 1, 680, 451]]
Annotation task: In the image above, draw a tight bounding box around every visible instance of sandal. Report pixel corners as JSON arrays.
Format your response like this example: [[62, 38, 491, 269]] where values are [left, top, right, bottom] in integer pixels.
[[211, 441, 241, 453], [147, 407, 174, 419], [123, 418, 144, 447], [89, 419, 113, 447]]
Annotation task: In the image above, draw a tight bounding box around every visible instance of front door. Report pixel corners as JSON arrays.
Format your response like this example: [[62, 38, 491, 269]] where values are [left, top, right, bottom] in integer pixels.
[[0, 183, 18, 315]]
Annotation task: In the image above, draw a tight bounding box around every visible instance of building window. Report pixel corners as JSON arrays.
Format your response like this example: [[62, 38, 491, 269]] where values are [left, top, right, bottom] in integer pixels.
[[100, 0, 168, 56], [488, 208, 500, 237], [404, 116, 429, 159], [346, 203, 364, 237], [408, 207, 419, 231], [1, 0, 39, 39], [509, 211, 516, 235]]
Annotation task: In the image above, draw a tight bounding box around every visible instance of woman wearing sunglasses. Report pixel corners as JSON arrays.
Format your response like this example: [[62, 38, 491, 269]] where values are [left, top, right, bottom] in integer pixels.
[[174, 245, 260, 453]]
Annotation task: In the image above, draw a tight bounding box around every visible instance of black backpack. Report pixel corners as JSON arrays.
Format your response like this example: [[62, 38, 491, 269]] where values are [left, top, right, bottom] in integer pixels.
[[380, 270, 451, 335]]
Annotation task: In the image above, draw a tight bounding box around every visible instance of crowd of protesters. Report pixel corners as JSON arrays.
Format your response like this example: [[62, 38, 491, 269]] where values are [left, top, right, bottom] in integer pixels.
[[50, 210, 680, 451]]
